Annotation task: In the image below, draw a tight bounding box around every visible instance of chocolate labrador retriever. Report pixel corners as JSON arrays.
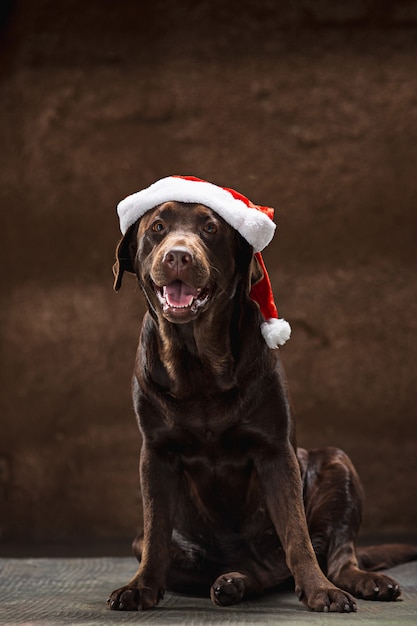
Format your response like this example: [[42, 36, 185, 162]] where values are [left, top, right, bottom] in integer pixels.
[[109, 196, 416, 613]]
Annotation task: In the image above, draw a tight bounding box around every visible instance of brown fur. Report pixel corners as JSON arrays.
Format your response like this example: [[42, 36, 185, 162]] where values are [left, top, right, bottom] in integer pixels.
[[108, 201, 417, 612]]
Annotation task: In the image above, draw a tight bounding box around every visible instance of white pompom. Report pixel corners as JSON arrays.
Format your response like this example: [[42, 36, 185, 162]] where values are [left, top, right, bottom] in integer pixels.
[[261, 318, 291, 348]]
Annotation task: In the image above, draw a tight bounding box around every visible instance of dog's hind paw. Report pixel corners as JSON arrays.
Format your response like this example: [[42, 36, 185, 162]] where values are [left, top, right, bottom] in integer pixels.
[[210, 573, 247, 606], [335, 570, 401, 601]]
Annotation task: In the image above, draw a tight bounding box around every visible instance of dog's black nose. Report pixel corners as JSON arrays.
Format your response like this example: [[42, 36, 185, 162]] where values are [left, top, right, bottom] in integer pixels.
[[163, 246, 193, 271]]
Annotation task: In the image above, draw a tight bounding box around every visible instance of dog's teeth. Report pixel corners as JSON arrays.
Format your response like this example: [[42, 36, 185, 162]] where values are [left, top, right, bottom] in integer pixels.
[[154, 281, 209, 313], [168, 296, 195, 309]]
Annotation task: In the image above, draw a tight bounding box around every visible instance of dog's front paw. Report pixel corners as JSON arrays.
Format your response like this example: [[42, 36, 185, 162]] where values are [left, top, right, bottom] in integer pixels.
[[298, 585, 357, 613], [107, 583, 163, 611], [210, 573, 246, 606]]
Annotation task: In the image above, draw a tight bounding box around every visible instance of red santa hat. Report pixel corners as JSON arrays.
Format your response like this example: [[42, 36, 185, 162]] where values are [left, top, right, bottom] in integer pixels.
[[117, 175, 291, 347]]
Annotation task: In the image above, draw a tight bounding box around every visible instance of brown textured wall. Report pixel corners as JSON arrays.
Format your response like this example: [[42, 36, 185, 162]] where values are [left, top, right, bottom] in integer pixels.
[[1, 1, 417, 549]]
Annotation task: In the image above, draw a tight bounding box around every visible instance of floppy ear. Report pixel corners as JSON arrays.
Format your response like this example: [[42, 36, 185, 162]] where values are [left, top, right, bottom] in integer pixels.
[[249, 253, 264, 289], [112, 224, 137, 291], [234, 233, 262, 294]]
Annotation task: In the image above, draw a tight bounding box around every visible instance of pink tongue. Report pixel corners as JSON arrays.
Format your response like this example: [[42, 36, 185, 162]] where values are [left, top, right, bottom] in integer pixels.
[[164, 280, 198, 307]]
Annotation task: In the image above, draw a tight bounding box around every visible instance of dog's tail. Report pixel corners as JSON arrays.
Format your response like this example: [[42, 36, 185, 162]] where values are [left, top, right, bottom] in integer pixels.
[[356, 543, 417, 571]]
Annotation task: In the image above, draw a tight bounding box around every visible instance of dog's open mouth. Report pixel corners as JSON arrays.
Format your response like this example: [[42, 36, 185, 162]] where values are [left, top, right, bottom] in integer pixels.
[[154, 280, 210, 315]]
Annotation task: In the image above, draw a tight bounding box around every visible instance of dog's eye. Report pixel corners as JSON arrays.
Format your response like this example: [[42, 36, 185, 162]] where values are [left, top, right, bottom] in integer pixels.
[[204, 222, 218, 234], [151, 221, 165, 233]]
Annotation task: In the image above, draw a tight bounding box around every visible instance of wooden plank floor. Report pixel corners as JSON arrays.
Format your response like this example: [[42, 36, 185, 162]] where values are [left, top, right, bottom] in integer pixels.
[[1, 557, 416, 625]]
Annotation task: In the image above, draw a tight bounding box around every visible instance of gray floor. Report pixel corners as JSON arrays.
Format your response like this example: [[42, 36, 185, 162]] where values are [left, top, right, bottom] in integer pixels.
[[0, 557, 416, 625]]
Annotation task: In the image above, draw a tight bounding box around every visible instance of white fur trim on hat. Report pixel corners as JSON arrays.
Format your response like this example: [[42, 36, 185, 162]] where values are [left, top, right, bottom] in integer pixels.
[[261, 318, 291, 348], [117, 176, 276, 252]]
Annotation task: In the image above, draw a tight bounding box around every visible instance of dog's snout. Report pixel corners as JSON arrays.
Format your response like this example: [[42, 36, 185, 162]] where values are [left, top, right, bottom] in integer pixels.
[[163, 246, 193, 271]]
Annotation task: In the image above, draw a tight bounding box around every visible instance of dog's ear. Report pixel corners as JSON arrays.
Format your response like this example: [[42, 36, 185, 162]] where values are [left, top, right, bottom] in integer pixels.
[[234, 234, 263, 294], [113, 224, 137, 291], [249, 254, 264, 289]]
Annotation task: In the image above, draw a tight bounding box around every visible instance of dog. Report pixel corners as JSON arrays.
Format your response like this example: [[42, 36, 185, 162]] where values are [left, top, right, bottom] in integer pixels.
[[108, 186, 417, 613]]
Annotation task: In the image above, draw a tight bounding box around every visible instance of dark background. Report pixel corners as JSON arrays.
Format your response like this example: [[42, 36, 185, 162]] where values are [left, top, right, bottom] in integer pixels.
[[1, 0, 416, 553]]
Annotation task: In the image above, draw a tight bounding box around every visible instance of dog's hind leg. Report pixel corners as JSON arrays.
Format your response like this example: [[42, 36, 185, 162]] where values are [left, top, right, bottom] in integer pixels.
[[302, 446, 402, 601], [168, 533, 269, 603], [210, 571, 264, 606], [209, 538, 292, 605]]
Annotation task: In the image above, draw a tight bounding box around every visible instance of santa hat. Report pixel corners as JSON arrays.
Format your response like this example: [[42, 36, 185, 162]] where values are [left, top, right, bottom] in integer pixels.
[[117, 175, 291, 347]]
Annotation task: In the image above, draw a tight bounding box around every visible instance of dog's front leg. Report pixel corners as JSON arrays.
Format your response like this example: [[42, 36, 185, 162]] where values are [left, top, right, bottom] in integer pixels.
[[256, 445, 357, 613], [108, 441, 180, 611]]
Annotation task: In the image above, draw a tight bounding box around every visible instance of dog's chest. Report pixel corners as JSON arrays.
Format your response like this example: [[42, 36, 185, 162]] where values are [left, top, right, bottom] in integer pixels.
[[152, 401, 269, 470], [138, 370, 278, 468]]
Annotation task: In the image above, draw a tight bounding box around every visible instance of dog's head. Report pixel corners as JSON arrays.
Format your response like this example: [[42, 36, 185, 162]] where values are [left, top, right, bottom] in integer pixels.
[[113, 202, 262, 325]]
